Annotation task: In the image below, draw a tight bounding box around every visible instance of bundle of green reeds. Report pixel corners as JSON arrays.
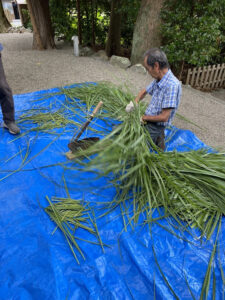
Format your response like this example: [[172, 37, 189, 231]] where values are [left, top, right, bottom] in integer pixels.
[[45, 196, 104, 264], [60, 83, 225, 297], [18, 108, 79, 133], [62, 82, 135, 120], [17, 82, 225, 239], [18, 88, 107, 135], [59, 83, 225, 240]]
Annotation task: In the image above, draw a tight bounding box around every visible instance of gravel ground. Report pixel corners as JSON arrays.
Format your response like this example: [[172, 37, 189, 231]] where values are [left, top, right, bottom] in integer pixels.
[[1, 32, 225, 149]]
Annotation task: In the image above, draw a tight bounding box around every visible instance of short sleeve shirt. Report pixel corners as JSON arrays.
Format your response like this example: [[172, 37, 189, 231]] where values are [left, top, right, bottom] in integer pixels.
[[145, 69, 182, 126]]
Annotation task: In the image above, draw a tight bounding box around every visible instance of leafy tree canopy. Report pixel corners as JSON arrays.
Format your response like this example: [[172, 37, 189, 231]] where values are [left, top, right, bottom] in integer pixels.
[[161, 0, 225, 68], [49, 0, 140, 50]]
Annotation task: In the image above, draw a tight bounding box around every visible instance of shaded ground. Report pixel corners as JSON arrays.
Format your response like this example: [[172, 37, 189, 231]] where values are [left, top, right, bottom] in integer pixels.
[[0, 33, 225, 149], [211, 88, 225, 102]]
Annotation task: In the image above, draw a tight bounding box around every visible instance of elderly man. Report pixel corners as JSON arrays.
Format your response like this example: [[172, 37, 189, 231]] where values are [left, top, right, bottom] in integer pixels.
[[135, 48, 181, 150], [0, 43, 20, 134]]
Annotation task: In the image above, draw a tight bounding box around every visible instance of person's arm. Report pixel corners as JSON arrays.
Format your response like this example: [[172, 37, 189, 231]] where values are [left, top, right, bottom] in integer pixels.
[[142, 108, 172, 123], [135, 89, 147, 104], [142, 83, 179, 123], [135, 80, 155, 104]]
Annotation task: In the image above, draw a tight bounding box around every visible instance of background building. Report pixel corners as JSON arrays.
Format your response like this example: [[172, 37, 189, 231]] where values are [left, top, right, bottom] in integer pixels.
[[1, 0, 28, 27]]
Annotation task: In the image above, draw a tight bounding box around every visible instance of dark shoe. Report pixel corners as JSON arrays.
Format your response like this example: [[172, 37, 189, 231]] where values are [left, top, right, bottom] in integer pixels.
[[3, 122, 21, 135]]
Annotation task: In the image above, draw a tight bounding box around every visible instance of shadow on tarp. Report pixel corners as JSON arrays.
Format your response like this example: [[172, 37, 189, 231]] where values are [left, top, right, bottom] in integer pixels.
[[0, 85, 224, 300]]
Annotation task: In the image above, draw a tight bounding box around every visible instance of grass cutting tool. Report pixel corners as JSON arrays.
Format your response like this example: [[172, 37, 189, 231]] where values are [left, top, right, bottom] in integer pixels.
[[66, 101, 103, 159]]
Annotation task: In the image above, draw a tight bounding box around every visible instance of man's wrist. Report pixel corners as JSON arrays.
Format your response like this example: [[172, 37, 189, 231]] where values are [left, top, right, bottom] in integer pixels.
[[142, 115, 150, 121]]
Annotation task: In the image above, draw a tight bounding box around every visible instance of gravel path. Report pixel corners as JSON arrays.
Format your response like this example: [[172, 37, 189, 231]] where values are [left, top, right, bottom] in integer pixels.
[[1, 33, 225, 149]]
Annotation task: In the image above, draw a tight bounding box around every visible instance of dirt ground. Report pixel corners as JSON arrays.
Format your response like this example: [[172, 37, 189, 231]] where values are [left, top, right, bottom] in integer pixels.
[[211, 88, 225, 101], [0, 33, 225, 149]]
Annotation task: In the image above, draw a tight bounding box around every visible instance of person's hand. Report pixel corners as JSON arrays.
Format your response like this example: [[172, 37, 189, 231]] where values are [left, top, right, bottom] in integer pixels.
[[140, 115, 147, 125], [125, 101, 135, 113], [135, 98, 139, 104]]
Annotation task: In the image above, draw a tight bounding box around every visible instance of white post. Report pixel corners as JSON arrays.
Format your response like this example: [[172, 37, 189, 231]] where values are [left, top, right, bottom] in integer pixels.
[[71, 36, 79, 56]]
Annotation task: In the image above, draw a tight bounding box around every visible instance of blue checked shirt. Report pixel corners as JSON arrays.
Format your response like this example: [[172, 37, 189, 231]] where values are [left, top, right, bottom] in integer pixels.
[[145, 69, 182, 126]]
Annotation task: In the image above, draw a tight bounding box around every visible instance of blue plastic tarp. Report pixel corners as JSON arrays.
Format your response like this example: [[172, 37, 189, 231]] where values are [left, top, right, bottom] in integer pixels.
[[0, 86, 224, 300]]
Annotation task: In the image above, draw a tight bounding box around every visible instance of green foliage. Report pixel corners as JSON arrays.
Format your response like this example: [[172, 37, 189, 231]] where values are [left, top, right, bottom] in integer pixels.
[[94, 11, 110, 45], [48, 0, 140, 50], [21, 8, 32, 30], [119, 0, 141, 48], [49, 0, 110, 45], [81, 3, 110, 46], [161, 0, 225, 67], [49, 0, 76, 41]]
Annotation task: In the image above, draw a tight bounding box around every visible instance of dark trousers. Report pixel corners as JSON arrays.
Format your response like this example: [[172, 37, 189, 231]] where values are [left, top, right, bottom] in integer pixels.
[[145, 122, 165, 151], [0, 53, 15, 124]]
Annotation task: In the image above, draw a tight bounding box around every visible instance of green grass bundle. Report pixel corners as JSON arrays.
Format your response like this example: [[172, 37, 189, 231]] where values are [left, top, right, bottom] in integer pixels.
[[61, 82, 135, 120], [17, 82, 225, 239], [61, 82, 225, 298], [45, 196, 104, 264], [62, 83, 225, 241]]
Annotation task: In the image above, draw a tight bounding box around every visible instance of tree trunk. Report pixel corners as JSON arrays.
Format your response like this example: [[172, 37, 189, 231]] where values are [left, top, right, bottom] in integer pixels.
[[0, 1, 11, 32], [105, 0, 121, 57], [84, 1, 91, 45], [26, 0, 55, 50], [131, 0, 164, 64], [76, 0, 82, 45]]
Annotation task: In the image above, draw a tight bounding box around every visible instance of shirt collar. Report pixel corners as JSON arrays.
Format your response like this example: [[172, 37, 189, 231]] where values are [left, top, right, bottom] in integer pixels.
[[157, 69, 171, 89]]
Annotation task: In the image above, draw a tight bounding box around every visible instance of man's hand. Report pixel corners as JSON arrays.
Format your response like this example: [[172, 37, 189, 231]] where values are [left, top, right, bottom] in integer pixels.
[[125, 101, 135, 113], [142, 109, 172, 123], [140, 115, 147, 125], [142, 115, 148, 122]]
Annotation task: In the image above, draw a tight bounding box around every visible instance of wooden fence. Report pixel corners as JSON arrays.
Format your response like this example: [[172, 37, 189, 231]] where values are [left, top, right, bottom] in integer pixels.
[[186, 63, 225, 90]]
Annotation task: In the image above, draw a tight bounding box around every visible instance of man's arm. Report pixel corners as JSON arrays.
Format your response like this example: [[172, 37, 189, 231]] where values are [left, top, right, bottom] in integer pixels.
[[135, 89, 147, 104], [142, 108, 172, 123]]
